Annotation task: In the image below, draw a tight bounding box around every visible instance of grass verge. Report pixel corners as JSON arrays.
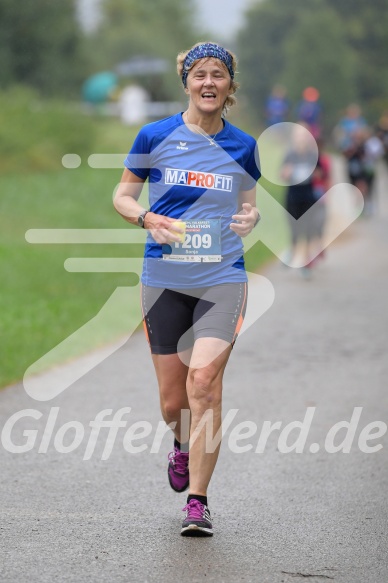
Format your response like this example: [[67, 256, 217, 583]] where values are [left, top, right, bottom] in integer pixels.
[[1, 118, 286, 388]]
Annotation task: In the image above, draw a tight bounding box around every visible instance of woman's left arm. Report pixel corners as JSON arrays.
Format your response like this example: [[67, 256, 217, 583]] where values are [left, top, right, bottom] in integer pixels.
[[230, 186, 260, 237]]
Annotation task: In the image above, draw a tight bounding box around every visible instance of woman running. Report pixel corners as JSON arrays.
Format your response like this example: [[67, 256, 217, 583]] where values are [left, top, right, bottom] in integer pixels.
[[114, 42, 261, 536]]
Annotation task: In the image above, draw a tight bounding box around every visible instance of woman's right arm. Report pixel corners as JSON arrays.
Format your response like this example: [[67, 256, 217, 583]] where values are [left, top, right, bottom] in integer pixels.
[[113, 168, 148, 225], [113, 168, 184, 243]]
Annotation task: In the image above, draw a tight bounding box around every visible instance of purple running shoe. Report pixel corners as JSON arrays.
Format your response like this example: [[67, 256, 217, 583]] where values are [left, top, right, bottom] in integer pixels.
[[168, 445, 189, 492], [181, 499, 213, 536]]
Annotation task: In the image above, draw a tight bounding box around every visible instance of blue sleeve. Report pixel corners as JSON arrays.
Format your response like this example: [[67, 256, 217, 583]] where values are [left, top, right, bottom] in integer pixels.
[[123, 126, 151, 180], [241, 141, 261, 191]]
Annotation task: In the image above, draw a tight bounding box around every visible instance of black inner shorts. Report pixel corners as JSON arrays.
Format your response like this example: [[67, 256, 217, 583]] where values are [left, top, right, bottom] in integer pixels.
[[141, 282, 248, 355]]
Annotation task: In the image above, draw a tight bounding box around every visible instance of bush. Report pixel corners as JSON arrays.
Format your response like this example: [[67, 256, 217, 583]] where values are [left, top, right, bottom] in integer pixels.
[[0, 86, 97, 173]]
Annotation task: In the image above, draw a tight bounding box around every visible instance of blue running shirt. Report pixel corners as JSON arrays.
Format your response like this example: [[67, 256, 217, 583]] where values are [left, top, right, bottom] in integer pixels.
[[124, 113, 260, 288]]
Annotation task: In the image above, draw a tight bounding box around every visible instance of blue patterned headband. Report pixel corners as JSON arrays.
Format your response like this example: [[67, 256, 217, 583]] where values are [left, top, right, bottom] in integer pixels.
[[182, 43, 234, 87]]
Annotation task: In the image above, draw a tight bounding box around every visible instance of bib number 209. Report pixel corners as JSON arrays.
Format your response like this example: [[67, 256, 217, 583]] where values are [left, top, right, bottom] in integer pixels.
[[162, 218, 221, 262], [177, 233, 212, 249]]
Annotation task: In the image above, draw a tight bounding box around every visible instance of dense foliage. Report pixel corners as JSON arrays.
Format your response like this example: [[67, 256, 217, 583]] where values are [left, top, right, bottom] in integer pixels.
[[237, 0, 388, 128], [81, 0, 198, 101], [0, 0, 86, 97]]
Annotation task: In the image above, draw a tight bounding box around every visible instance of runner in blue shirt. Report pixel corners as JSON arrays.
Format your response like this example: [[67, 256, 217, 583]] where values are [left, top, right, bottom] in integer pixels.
[[114, 42, 261, 537], [265, 84, 289, 126]]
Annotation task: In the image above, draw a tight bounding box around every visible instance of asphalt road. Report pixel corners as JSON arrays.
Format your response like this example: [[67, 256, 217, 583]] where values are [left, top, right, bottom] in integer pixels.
[[1, 163, 387, 583]]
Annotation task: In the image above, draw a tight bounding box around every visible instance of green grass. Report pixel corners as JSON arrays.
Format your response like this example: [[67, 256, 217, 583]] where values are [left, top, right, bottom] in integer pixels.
[[1, 166, 140, 386], [0, 86, 98, 173], [0, 115, 287, 389]]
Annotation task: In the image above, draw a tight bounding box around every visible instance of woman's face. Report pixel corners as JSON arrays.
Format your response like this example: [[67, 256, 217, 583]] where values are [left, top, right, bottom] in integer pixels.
[[185, 58, 232, 116]]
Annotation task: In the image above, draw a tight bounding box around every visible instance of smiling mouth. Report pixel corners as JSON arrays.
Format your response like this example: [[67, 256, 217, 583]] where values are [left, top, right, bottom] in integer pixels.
[[202, 92, 217, 99]]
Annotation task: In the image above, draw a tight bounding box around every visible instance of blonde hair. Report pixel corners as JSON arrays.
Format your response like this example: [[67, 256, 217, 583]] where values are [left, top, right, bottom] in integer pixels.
[[176, 42, 239, 115]]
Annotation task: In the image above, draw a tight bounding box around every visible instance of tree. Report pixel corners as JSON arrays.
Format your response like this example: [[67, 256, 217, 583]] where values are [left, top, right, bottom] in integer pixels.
[[282, 2, 356, 129], [86, 0, 198, 100], [325, 0, 388, 113], [0, 0, 86, 96], [237, 0, 302, 124], [237, 0, 388, 127]]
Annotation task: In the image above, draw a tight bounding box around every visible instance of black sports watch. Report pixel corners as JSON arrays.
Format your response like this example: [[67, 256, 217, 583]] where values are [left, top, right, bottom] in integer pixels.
[[137, 210, 149, 228]]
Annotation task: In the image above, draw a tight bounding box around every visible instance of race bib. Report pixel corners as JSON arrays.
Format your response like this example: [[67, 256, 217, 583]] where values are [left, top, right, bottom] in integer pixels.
[[162, 219, 221, 262]]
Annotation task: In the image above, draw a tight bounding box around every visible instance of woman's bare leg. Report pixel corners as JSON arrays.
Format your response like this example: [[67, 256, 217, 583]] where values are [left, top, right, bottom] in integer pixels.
[[151, 352, 190, 443], [186, 337, 232, 496]]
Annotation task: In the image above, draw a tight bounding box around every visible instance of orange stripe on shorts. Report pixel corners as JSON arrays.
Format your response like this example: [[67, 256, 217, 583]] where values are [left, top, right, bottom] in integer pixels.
[[140, 283, 151, 346], [233, 282, 247, 342]]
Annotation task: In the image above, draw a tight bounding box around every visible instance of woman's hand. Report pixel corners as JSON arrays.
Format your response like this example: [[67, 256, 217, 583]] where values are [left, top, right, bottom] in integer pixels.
[[230, 203, 260, 237], [145, 212, 185, 244]]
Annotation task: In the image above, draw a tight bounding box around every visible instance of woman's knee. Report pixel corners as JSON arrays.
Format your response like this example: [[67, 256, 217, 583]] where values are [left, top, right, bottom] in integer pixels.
[[188, 368, 222, 411], [160, 393, 187, 421]]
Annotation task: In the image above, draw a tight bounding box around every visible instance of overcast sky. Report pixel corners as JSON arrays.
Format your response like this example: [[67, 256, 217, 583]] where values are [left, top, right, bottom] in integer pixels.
[[77, 0, 255, 40], [194, 0, 255, 41]]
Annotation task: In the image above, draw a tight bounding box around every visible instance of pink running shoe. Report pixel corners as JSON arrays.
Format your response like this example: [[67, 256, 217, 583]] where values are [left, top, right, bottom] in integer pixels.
[[168, 445, 189, 492], [181, 499, 213, 536]]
